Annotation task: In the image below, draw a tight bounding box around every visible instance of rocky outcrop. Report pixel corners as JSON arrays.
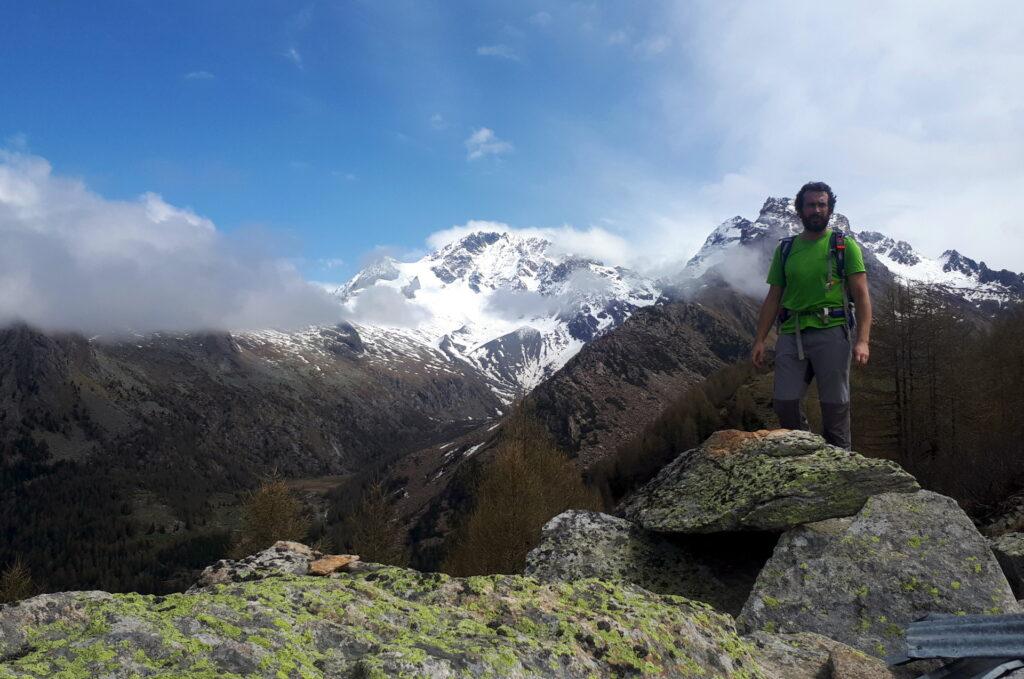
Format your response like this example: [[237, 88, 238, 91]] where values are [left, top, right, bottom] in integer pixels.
[[2, 559, 772, 678], [618, 430, 918, 533], [991, 533, 1024, 599], [7, 425, 1018, 677], [524, 510, 765, 615], [188, 541, 361, 592], [527, 431, 1018, 666], [738, 491, 1018, 658]]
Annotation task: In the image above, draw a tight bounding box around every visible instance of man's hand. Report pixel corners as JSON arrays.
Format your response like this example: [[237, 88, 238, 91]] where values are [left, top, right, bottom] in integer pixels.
[[751, 339, 767, 369], [853, 340, 869, 366]]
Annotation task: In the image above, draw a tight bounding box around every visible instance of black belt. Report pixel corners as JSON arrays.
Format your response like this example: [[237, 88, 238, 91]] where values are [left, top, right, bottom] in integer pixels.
[[779, 307, 848, 324]]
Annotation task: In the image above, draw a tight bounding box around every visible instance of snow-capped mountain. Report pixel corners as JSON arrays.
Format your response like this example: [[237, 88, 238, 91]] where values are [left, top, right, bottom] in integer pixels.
[[243, 198, 1023, 406], [334, 231, 659, 399], [856, 232, 1024, 306], [680, 197, 1024, 311], [682, 197, 850, 280]]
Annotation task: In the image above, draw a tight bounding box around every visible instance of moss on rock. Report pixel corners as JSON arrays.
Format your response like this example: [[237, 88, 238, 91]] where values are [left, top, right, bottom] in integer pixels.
[[618, 430, 918, 533], [1, 565, 768, 678]]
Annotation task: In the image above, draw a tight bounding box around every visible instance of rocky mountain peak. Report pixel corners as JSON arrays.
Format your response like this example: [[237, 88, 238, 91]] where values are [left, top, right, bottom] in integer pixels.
[[427, 230, 552, 290], [332, 228, 659, 397], [757, 195, 796, 218], [859, 231, 921, 267], [941, 249, 981, 276], [336, 255, 401, 298]]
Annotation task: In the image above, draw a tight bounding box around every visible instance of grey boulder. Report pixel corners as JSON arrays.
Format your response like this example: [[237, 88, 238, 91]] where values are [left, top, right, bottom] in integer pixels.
[[188, 540, 320, 591], [617, 429, 918, 533], [524, 510, 764, 615], [738, 490, 1017, 658]]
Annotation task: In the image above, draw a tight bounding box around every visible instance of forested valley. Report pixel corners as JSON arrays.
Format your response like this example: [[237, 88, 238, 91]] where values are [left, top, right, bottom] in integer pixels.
[[4, 280, 1024, 598]]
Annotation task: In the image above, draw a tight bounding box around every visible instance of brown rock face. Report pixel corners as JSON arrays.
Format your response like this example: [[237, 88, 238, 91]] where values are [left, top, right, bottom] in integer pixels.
[[829, 644, 896, 678], [308, 555, 360, 576], [701, 429, 777, 458]]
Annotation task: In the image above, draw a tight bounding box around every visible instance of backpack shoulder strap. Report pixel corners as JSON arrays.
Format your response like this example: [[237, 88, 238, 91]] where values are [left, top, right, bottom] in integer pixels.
[[778, 236, 796, 286], [830, 230, 847, 281]]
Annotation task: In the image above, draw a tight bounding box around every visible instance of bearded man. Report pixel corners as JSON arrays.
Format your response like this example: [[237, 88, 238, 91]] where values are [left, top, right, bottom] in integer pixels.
[[750, 181, 872, 449]]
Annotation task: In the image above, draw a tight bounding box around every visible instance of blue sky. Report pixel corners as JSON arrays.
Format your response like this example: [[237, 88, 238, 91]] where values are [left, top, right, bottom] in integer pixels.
[[2, 1, 1023, 332], [2, 2, 700, 280]]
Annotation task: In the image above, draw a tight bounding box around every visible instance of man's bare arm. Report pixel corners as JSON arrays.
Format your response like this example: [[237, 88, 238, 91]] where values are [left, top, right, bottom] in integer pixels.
[[751, 285, 783, 369], [847, 272, 871, 365]]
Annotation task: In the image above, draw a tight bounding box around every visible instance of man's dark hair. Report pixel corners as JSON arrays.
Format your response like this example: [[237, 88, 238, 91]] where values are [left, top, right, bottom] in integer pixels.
[[794, 181, 837, 213]]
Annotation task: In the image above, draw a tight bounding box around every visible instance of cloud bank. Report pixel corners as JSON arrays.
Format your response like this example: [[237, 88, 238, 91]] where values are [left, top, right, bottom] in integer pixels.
[[0, 151, 342, 335], [345, 286, 431, 327], [645, 0, 1024, 270]]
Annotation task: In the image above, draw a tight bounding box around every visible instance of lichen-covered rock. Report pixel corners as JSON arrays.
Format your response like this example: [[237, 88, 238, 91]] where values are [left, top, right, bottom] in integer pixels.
[[738, 490, 1018, 658], [524, 510, 765, 615], [990, 532, 1024, 599], [188, 540, 320, 591], [0, 565, 771, 678], [618, 430, 919, 533], [0, 591, 112, 660], [744, 631, 896, 679]]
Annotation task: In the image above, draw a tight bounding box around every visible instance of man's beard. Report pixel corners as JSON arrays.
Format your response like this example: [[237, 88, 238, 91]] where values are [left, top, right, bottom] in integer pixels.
[[801, 214, 829, 232]]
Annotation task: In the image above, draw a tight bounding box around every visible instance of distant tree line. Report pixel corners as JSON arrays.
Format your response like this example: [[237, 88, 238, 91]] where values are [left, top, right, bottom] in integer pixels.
[[851, 281, 1024, 512], [582, 279, 1024, 516]]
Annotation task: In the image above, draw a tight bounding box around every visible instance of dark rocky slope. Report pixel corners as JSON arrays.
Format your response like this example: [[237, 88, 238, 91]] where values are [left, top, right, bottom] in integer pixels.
[[0, 323, 500, 592]]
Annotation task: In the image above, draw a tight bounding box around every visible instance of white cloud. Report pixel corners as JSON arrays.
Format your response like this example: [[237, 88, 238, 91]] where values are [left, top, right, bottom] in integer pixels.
[[476, 44, 520, 61], [426, 220, 640, 271], [465, 128, 514, 161], [346, 286, 431, 327], [284, 46, 303, 68], [183, 70, 215, 80], [0, 150, 342, 334], [648, 0, 1024, 270], [485, 288, 562, 320]]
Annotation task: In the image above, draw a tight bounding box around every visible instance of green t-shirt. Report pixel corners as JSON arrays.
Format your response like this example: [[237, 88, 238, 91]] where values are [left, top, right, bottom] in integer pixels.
[[766, 229, 866, 334]]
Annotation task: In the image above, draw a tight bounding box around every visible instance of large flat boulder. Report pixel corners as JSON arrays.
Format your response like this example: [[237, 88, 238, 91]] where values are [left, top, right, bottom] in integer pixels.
[[618, 430, 918, 533], [1, 564, 773, 678], [524, 510, 770, 615], [738, 490, 1018, 658]]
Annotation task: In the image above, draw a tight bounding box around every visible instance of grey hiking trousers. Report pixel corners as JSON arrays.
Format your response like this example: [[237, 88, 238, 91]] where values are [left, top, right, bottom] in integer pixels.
[[773, 325, 852, 449]]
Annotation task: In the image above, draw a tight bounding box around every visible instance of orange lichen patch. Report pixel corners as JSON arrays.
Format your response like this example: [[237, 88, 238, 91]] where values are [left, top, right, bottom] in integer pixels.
[[703, 430, 778, 458], [308, 555, 360, 576]]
